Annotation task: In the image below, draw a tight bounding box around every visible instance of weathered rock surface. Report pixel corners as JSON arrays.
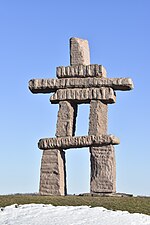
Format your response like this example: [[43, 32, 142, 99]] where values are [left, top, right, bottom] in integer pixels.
[[38, 135, 120, 150], [40, 100, 78, 196], [29, 77, 134, 93], [88, 99, 116, 193], [56, 64, 106, 78], [90, 145, 116, 193], [29, 37, 134, 196], [39, 149, 66, 195], [89, 100, 108, 135], [70, 37, 90, 66], [56, 101, 77, 137], [50, 87, 116, 104]]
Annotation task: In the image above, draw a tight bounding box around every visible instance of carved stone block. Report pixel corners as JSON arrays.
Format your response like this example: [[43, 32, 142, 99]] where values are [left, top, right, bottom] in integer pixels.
[[89, 100, 108, 135], [90, 145, 116, 193], [56, 101, 77, 137], [38, 135, 120, 150], [56, 64, 106, 78], [50, 87, 116, 104], [70, 37, 90, 66], [39, 149, 66, 195], [29, 77, 134, 93]]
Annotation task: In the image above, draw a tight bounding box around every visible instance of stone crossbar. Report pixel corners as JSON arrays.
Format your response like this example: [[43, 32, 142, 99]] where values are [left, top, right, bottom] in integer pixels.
[[38, 135, 120, 150], [29, 77, 134, 94], [50, 87, 116, 104], [56, 64, 107, 78]]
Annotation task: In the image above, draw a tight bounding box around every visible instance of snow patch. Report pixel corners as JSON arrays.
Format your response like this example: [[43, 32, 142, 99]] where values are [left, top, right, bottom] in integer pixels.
[[0, 204, 150, 225]]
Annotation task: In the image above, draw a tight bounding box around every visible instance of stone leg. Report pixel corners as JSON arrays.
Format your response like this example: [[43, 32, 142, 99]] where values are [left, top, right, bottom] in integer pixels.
[[56, 101, 77, 137], [90, 145, 116, 193], [39, 101, 77, 195], [88, 100, 107, 136], [39, 149, 66, 195], [89, 100, 116, 193]]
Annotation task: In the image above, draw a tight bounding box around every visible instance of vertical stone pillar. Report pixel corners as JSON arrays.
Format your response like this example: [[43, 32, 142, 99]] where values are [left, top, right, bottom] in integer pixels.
[[40, 101, 77, 195], [88, 100, 108, 135], [39, 149, 66, 195], [56, 101, 77, 137], [70, 37, 90, 66], [90, 145, 116, 193], [89, 100, 116, 193]]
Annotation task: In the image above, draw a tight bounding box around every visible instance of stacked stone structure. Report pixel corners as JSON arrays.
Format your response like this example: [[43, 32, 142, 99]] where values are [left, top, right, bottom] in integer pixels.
[[29, 37, 134, 195]]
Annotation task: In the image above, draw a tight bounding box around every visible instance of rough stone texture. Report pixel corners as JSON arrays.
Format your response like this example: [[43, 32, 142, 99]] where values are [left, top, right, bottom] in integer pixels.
[[88, 98, 116, 193], [29, 77, 134, 93], [39, 149, 66, 195], [29, 37, 134, 196], [38, 135, 120, 150], [56, 64, 106, 78], [70, 37, 90, 66], [50, 87, 116, 104], [56, 101, 77, 137], [40, 101, 77, 196], [90, 145, 116, 193], [89, 100, 108, 135]]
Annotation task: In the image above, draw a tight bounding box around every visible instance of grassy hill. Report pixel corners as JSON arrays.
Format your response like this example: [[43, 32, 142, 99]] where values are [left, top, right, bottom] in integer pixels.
[[0, 195, 150, 215]]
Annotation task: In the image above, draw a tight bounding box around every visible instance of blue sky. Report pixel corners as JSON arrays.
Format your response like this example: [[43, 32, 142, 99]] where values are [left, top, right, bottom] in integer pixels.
[[0, 0, 150, 196]]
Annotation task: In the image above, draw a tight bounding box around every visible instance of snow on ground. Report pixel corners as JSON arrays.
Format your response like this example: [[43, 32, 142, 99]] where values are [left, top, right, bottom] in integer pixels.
[[0, 204, 150, 225]]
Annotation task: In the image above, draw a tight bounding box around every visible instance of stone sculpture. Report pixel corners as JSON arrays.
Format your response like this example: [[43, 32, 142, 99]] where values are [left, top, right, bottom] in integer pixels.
[[29, 37, 134, 195]]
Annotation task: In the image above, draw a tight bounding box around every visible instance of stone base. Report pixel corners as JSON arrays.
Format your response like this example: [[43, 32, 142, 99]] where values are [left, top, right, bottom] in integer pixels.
[[39, 149, 66, 196], [79, 192, 133, 197], [90, 145, 116, 193]]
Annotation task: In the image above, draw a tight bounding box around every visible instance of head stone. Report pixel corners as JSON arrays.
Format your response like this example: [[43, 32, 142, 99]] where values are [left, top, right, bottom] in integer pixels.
[[70, 37, 90, 66]]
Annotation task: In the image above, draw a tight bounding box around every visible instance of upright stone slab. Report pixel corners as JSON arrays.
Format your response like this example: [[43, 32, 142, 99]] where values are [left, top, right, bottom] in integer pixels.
[[89, 100, 116, 193], [89, 99, 116, 193], [70, 38, 90, 66], [89, 100, 108, 135], [39, 149, 66, 195], [56, 101, 77, 137], [90, 145, 116, 193]]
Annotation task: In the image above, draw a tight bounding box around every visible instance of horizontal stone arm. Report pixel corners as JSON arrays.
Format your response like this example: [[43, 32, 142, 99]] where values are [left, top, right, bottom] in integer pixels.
[[56, 64, 107, 78], [38, 135, 120, 150], [50, 87, 116, 104], [29, 77, 134, 94]]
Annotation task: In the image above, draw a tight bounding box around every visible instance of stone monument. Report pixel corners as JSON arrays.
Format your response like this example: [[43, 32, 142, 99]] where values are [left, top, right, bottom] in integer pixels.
[[29, 37, 134, 195]]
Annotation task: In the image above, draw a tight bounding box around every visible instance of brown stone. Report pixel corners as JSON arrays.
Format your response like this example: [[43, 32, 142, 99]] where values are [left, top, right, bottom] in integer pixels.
[[56, 101, 77, 137], [39, 149, 66, 195], [89, 100, 108, 135], [40, 100, 77, 195], [56, 64, 106, 78], [90, 145, 116, 193], [70, 37, 90, 66], [88, 99, 116, 193], [39, 101, 77, 196], [29, 37, 134, 196], [38, 135, 120, 150], [50, 87, 116, 104], [29, 77, 134, 93]]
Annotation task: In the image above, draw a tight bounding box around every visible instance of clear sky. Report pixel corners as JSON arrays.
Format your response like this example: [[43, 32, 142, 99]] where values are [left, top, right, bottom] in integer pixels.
[[0, 0, 150, 196]]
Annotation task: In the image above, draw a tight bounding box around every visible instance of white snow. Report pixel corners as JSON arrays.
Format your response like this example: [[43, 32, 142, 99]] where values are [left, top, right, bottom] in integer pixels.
[[0, 204, 150, 225]]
